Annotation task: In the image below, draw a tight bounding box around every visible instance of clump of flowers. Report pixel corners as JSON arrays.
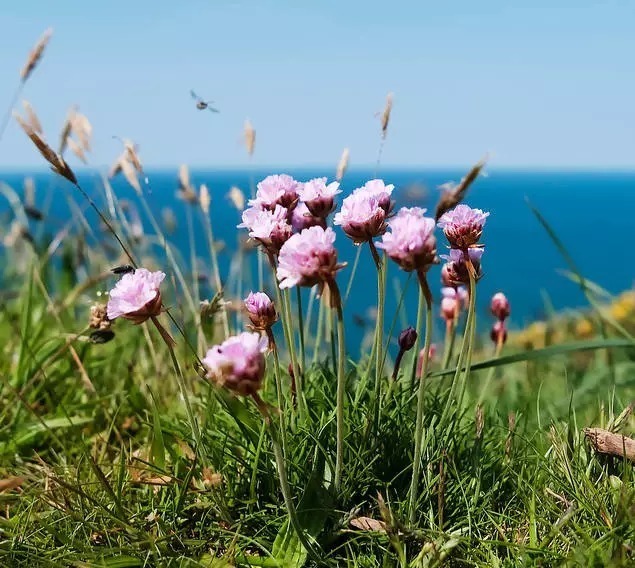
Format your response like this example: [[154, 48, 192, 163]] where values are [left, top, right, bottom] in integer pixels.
[[490, 292, 510, 345], [334, 179, 394, 244], [107, 268, 165, 324], [203, 332, 268, 396], [377, 207, 437, 273], [244, 291, 278, 332], [277, 226, 345, 298], [291, 202, 324, 232], [297, 177, 340, 218]]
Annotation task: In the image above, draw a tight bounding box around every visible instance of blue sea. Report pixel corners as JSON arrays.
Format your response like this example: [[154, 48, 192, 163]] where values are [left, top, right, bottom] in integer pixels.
[[1, 167, 633, 352]]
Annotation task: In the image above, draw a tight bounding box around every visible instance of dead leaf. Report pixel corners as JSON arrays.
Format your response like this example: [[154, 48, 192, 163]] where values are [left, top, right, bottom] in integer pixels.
[[350, 516, 387, 532]]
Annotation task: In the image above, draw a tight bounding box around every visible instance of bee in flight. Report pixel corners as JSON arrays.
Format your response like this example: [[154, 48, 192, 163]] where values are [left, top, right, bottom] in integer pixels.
[[111, 264, 135, 275], [190, 90, 219, 113]]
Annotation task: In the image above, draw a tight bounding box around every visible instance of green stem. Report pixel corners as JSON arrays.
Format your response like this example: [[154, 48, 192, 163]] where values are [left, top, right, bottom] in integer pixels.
[[477, 337, 503, 406], [312, 299, 325, 365], [162, 321, 202, 456], [439, 274, 476, 427], [369, 241, 385, 424], [409, 284, 426, 392], [441, 320, 457, 370], [343, 245, 363, 305], [332, 281, 347, 493], [296, 287, 306, 373], [456, 268, 478, 411], [283, 289, 305, 419], [408, 272, 433, 524]]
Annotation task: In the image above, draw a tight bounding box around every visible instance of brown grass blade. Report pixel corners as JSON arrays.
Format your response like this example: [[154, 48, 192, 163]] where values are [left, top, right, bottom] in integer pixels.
[[21, 101, 42, 134], [20, 28, 53, 81], [434, 154, 488, 221], [380, 92, 393, 139]]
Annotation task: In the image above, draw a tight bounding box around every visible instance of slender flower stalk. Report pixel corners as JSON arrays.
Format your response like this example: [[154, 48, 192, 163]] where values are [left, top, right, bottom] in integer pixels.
[[408, 271, 433, 523], [332, 281, 347, 493], [478, 293, 510, 404]]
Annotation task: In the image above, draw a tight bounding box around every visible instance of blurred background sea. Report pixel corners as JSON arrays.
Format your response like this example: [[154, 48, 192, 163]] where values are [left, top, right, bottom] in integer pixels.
[[1, 167, 633, 354]]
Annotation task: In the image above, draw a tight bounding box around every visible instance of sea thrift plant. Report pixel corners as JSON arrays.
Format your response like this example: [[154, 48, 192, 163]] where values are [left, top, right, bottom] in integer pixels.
[[377, 207, 437, 272], [440, 286, 467, 324], [291, 201, 325, 232], [249, 174, 300, 211], [297, 177, 340, 218], [238, 205, 292, 256], [440, 248, 484, 285], [244, 291, 278, 331], [490, 292, 510, 345], [276, 226, 344, 294], [107, 268, 165, 324], [203, 332, 268, 396], [358, 179, 394, 214], [437, 204, 489, 250]]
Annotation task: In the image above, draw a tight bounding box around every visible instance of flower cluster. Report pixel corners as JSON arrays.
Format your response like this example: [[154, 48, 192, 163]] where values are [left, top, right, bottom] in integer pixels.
[[107, 268, 165, 324], [490, 292, 510, 345], [239, 174, 342, 258], [438, 204, 489, 286]]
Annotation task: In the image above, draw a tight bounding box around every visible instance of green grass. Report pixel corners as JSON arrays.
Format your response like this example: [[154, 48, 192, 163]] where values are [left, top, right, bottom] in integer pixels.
[[1, 240, 635, 567]]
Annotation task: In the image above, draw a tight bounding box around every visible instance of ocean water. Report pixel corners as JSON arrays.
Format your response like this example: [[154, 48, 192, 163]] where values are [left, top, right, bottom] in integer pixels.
[[1, 167, 633, 353]]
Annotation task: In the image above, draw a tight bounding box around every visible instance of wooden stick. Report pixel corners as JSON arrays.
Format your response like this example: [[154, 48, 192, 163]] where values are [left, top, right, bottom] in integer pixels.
[[584, 428, 635, 462]]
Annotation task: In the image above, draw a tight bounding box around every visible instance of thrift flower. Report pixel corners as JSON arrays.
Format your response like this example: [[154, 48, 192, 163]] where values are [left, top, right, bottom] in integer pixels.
[[203, 332, 268, 396], [440, 286, 468, 323], [398, 326, 417, 351], [437, 204, 489, 249], [297, 177, 340, 217], [334, 190, 388, 244], [238, 205, 292, 255], [440, 248, 483, 285], [244, 291, 278, 330], [490, 292, 510, 321], [107, 268, 165, 324], [291, 201, 325, 232], [377, 207, 437, 272], [277, 226, 344, 291], [250, 174, 300, 211], [359, 179, 394, 214], [490, 320, 508, 345]]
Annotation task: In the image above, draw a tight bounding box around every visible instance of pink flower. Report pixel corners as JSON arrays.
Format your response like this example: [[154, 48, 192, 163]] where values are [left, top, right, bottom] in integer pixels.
[[376, 207, 437, 272], [440, 286, 467, 323], [291, 201, 325, 232], [416, 344, 437, 378], [203, 332, 269, 396], [107, 268, 165, 323], [238, 205, 292, 255], [244, 291, 278, 330], [491, 292, 510, 321], [359, 179, 394, 214], [250, 174, 300, 211], [297, 177, 341, 217], [277, 226, 344, 290], [437, 204, 489, 249], [440, 248, 483, 285], [334, 190, 388, 244]]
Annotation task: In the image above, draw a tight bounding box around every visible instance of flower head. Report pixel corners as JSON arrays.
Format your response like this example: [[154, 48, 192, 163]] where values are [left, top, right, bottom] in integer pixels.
[[440, 286, 468, 323], [277, 226, 344, 290], [360, 179, 394, 214], [334, 190, 388, 243], [291, 201, 326, 232], [250, 174, 300, 211], [490, 292, 510, 321], [376, 207, 437, 272], [437, 204, 489, 249], [440, 248, 483, 285], [107, 268, 165, 324], [244, 291, 278, 330], [203, 332, 268, 396], [490, 320, 508, 345], [297, 177, 340, 217], [238, 205, 292, 255]]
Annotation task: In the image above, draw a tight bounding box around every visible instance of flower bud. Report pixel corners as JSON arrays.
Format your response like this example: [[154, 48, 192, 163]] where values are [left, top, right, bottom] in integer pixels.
[[490, 292, 510, 321], [398, 326, 417, 352], [244, 291, 277, 330], [490, 320, 507, 345]]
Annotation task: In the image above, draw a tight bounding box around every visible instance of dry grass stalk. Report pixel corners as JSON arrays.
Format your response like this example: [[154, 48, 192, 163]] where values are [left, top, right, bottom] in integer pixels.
[[505, 411, 516, 459], [475, 404, 484, 440], [0, 477, 25, 493], [199, 184, 211, 215], [110, 139, 143, 193], [14, 110, 76, 184], [21, 101, 42, 134], [584, 428, 635, 462], [177, 164, 198, 204], [71, 112, 92, 151], [336, 147, 350, 181], [20, 28, 53, 81], [58, 106, 77, 154], [244, 120, 255, 156], [119, 158, 141, 195], [24, 177, 35, 207], [434, 155, 488, 221], [380, 92, 393, 139], [227, 186, 245, 210], [67, 137, 87, 163]]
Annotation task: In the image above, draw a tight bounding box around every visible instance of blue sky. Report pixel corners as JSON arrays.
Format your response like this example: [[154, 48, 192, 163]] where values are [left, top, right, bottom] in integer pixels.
[[0, 0, 633, 168]]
